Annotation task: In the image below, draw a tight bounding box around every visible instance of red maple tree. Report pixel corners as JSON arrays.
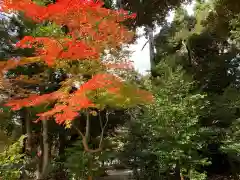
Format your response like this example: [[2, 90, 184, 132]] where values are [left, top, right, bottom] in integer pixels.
[[1, 0, 153, 128]]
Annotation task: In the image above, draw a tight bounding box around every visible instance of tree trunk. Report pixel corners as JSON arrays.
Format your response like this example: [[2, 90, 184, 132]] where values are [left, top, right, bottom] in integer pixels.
[[88, 159, 93, 180], [58, 131, 66, 158], [175, 161, 182, 180], [20, 108, 32, 153], [25, 110, 32, 152], [86, 112, 93, 180], [36, 120, 49, 180], [21, 109, 26, 135], [147, 26, 155, 71], [42, 120, 49, 178], [116, 0, 123, 8], [36, 137, 43, 179]]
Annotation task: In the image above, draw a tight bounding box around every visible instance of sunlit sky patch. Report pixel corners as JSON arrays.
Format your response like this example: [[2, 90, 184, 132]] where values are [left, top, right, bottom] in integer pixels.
[[130, 2, 195, 75]]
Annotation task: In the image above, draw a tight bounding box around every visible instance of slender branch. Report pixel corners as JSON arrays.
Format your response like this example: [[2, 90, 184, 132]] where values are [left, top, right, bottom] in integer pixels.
[[73, 110, 110, 154], [74, 125, 84, 139], [99, 110, 103, 131], [99, 110, 110, 147], [141, 39, 149, 51], [85, 111, 90, 141], [74, 125, 102, 153], [182, 40, 192, 66]]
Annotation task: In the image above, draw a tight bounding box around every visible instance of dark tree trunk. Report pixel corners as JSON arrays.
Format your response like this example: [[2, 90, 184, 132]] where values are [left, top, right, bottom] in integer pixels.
[[36, 120, 50, 180], [147, 26, 155, 71], [174, 161, 182, 180], [20, 108, 32, 154], [42, 120, 49, 178]]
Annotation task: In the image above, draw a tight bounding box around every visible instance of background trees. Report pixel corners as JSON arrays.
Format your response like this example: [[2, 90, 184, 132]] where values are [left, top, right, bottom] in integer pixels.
[[120, 60, 209, 180]]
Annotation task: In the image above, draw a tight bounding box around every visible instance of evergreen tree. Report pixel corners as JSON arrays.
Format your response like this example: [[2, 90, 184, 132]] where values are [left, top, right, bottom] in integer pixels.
[[120, 59, 209, 180]]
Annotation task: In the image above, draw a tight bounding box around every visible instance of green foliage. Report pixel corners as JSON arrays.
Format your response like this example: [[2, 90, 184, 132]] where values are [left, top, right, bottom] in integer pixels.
[[64, 139, 89, 180], [63, 138, 110, 180], [0, 12, 37, 60], [152, 1, 240, 178], [230, 13, 240, 47], [187, 169, 207, 180], [121, 60, 209, 179], [221, 119, 240, 158], [219, 87, 240, 165], [102, 0, 114, 9], [32, 22, 65, 38], [0, 135, 26, 180], [0, 106, 14, 134], [119, 0, 192, 29]]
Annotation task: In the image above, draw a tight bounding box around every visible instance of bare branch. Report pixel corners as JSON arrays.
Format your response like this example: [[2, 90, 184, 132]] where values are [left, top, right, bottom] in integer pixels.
[[74, 125, 102, 154], [99, 110, 110, 147], [141, 39, 149, 51], [85, 111, 90, 141]]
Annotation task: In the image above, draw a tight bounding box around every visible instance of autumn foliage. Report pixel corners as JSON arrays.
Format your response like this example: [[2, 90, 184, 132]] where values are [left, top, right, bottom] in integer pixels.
[[0, 0, 153, 125]]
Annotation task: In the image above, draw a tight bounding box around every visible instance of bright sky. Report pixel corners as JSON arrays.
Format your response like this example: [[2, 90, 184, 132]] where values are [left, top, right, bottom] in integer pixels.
[[130, 3, 195, 75]]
